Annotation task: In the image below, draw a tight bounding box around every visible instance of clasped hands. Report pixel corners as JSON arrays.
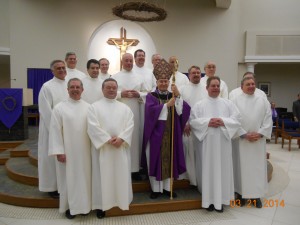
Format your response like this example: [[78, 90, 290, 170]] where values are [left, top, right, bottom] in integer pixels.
[[121, 90, 140, 98], [208, 118, 224, 128], [108, 136, 124, 148], [243, 132, 262, 142]]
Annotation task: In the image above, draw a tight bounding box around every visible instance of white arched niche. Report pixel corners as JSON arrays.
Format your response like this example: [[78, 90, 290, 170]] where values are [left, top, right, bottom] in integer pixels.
[[88, 20, 157, 75]]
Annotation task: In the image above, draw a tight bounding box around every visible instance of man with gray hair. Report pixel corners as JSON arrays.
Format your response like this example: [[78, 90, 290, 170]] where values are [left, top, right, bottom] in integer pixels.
[[201, 61, 228, 99], [99, 58, 111, 80], [65, 52, 86, 81], [38, 60, 68, 199], [151, 53, 162, 68], [229, 71, 267, 100]]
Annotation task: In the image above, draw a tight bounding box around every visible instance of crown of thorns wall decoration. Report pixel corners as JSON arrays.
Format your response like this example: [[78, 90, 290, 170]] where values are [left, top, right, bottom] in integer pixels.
[[112, 2, 167, 22]]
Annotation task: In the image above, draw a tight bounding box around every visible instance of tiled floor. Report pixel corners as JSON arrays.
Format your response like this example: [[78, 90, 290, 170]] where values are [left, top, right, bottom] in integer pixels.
[[0, 139, 299, 225]]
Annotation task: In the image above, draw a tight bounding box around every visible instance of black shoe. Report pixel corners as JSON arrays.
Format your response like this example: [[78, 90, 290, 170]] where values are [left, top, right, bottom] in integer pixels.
[[206, 204, 214, 212], [254, 198, 262, 208], [215, 206, 224, 213], [48, 191, 60, 199], [236, 193, 245, 206], [65, 209, 76, 219], [189, 185, 198, 190], [96, 209, 105, 219], [131, 172, 143, 181], [163, 190, 177, 198], [150, 191, 160, 199]]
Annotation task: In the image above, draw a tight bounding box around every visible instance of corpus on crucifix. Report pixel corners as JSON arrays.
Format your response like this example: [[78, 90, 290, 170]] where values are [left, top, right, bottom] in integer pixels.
[[107, 27, 139, 69]]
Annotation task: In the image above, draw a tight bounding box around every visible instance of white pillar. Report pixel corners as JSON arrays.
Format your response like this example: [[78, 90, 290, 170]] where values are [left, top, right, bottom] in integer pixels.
[[246, 63, 257, 73]]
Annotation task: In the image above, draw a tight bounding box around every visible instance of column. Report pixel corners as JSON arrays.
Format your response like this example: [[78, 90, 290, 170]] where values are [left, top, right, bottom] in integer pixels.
[[246, 63, 257, 73]]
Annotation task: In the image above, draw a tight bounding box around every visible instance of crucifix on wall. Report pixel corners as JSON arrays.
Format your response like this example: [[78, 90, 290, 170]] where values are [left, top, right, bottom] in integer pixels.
[[107, 27, 139, 69]]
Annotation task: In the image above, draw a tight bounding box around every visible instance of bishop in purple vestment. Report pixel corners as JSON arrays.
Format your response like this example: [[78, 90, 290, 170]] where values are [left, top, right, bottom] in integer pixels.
[[141, 59, 190, 199]]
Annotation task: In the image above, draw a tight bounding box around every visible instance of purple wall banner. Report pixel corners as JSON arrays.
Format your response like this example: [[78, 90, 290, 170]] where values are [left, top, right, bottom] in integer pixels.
[[0, 88, 23, 129]]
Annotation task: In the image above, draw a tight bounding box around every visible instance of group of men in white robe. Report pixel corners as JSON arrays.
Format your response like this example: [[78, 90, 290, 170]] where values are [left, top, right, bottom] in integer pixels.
[[38, 51, 272, 218], [182, 67, 272, 212], [38, 56, 134, 219]]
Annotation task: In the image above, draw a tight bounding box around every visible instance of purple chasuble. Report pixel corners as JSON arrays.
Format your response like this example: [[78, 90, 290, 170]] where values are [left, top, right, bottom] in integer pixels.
[[141, 91, 190, 180]]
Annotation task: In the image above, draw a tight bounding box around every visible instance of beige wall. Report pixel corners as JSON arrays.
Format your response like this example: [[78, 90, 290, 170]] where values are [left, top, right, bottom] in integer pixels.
[[255, 64, 300, 111], [8, 0, 241, 89], [1, 0, 300, 102], [238, 0, 300, 110], [0, 59, 10, 88], [0, 0, 9, 47], [0, 0, 10, 87]]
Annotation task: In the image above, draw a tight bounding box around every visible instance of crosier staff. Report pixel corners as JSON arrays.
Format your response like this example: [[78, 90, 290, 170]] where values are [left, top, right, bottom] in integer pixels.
[[170, 59, 179, 199]]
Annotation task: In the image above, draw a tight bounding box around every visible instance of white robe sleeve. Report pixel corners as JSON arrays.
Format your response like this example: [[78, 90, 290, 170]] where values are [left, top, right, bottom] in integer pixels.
[[117, 108, 134, 147], [116, 90, 122, 100], [258, 98, 273, 139], [220, 81, 229, 99], [38, 86, 53, 131], [175, 97, 183, 115], [139, 91, 147, 104], [48, 105, 65, 155], [87, 105, 112, 150], [220, 102, 241, 139], [158, 98, 183, 120], [189, 104, 210, 142]]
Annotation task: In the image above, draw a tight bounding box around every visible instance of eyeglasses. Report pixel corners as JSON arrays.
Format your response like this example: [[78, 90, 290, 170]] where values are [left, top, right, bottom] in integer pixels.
[[206, 66, 216, 69]]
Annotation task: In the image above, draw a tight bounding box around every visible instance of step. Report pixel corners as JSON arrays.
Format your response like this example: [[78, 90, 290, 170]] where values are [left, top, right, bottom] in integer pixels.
[[10, 143, 30, 157], [0, 165, 201, 213], [28, 150, 38, 167], [0, 141, 23, 149], [4, 156, 191, 192], [0, 150, 10, 165], [107, 190, 201, 217], [5, 157, 38, 186], [0, 165, 58, 208]]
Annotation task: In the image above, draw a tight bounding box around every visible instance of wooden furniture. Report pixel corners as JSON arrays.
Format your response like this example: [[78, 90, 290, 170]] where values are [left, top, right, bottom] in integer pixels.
[[27, 104, 39, 126], [281, 120, 300, 151], [27, 113, 39, 126]]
